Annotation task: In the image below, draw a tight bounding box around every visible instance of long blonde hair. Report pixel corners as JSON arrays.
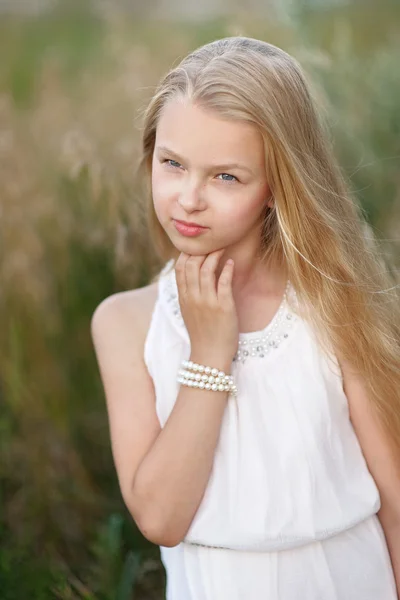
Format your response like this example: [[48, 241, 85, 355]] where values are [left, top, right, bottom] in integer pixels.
[[138, 36, 400, 456]]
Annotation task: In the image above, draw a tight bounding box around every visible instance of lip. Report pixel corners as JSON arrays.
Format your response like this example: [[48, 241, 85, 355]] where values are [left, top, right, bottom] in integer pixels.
[[174, 219, 207, 228], [173, 219, 208, 237]]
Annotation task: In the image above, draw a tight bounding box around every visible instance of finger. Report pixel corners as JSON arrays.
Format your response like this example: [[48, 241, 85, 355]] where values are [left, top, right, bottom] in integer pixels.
[[185, 254, 206, 298], [174, 252, 189, 296], [217, 259, 234, 304], [199, 249, 226, 301]]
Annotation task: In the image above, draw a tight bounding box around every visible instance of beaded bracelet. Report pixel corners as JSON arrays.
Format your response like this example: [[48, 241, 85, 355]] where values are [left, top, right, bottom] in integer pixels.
[[177, 360, 238, 397]]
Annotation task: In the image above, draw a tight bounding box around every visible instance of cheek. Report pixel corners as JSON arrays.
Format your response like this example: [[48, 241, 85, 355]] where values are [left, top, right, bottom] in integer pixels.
[[151, 169, 175, 211], [221, 188, 268, 226]]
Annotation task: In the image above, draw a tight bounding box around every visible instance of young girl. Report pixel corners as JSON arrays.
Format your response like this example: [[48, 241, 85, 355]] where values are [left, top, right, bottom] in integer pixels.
[[91, 36, 400, 599]]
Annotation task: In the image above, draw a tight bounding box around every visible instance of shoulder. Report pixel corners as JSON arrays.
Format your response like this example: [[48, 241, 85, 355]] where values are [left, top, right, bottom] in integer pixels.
[[91, 282, 159, 352]]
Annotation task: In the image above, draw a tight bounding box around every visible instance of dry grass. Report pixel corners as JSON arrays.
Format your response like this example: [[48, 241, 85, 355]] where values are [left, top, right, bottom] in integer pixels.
[[0, 6, 399, 598]]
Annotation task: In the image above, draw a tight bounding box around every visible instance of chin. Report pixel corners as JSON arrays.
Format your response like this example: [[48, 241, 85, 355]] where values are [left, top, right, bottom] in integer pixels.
[[175, 245, 205, 254], [173, 242, 211, 256]]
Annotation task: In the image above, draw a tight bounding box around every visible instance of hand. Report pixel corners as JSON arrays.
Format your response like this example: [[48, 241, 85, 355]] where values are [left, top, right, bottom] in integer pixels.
[[174, 250, 239, 362]]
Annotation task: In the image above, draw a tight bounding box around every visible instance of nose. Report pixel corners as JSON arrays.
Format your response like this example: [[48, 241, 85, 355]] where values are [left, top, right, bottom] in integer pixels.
[[177, 177, 206, 213]]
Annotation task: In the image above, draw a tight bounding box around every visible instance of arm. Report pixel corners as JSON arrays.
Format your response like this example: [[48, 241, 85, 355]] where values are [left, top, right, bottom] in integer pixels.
[[339, 357, 400, 596], [91, 290, 232, 548], [132, 348, 232, 547]]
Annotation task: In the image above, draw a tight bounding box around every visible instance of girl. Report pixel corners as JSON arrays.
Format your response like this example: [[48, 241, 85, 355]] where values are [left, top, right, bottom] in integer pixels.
[[91, 37, 400, 599]]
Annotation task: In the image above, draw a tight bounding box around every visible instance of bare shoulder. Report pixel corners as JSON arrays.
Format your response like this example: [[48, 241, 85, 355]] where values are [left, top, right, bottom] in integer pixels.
[[91, 281, 159, 347]]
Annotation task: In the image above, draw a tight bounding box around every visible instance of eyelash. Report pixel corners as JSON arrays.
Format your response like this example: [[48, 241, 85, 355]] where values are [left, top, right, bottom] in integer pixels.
[[161, 159, 239, 183]]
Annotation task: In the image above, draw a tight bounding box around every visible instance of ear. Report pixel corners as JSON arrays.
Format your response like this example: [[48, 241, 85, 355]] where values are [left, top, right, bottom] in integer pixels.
[[266, 196, 274, 209]]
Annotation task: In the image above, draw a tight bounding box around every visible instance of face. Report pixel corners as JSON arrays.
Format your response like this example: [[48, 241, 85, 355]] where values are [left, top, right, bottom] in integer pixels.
[[151, 98, 272, 258]]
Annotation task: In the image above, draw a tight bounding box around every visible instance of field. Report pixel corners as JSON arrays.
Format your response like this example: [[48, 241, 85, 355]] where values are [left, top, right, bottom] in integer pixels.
[[0, 3, 399, 598]]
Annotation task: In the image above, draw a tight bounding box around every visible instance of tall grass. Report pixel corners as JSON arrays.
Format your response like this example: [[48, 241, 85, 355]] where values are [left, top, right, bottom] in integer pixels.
[[0, 5, 399, 598]]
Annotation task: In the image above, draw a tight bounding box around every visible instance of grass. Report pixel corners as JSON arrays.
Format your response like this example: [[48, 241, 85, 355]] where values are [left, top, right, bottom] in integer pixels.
[[0, 3, 399, 597]]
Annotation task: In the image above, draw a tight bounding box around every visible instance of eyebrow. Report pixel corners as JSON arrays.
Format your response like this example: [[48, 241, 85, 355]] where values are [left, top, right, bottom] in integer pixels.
[[155, 145, 254, 175]]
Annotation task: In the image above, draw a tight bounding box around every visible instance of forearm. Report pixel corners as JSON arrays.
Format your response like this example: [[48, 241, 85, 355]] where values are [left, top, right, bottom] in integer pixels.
[[379, 515, 400, 597], [131, 351, 233, 546]]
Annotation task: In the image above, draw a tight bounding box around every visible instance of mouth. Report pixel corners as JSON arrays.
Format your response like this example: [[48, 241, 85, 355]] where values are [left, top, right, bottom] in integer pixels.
[[174, 219, 207, 229], [173, 219, 209, 237]]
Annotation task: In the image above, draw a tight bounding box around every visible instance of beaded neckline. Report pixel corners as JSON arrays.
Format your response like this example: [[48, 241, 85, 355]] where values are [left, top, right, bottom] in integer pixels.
[[159, 259, 299, 364], [234, 280, 298, 364]]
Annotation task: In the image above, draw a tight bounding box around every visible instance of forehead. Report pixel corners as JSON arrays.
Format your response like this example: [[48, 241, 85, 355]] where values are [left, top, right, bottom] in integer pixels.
[[155, 98, 265, 165]]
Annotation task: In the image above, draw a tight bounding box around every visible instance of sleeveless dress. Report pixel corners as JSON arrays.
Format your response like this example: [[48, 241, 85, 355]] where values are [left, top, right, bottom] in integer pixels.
[[144, 259, 397, 600]]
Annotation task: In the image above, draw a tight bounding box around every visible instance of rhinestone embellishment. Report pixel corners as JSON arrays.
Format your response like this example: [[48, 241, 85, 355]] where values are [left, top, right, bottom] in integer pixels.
[[234, 292, 297, 364], [161, 260, 298, 365]]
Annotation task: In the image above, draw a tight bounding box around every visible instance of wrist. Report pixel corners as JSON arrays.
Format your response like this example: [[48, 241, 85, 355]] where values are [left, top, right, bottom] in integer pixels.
[[188, 350, 233, 375], [180, 357, 237, 396]]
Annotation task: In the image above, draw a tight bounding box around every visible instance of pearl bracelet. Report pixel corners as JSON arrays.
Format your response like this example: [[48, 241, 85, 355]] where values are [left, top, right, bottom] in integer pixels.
[[177, 360, 238, 397]]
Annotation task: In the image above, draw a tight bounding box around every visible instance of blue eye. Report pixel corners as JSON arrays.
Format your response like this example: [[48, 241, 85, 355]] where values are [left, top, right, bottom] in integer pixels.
[[217, 173, 237, 183], [163, 159, 182, 168]]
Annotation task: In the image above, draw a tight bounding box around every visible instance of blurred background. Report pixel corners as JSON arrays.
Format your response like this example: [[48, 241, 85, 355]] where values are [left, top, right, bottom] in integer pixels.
[[0, 0, 399, 598]]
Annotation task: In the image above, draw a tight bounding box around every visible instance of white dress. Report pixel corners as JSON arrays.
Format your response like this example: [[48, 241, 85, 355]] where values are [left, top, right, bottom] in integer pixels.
[[144, 259, 397, 600]]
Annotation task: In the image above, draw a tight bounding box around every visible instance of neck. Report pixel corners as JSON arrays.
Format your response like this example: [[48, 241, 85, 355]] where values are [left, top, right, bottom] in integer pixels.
[[217, 253, 288, 298]]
